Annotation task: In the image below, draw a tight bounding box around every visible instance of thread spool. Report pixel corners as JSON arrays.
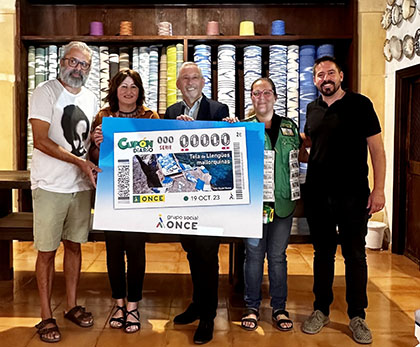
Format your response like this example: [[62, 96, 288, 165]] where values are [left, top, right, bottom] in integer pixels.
[[90, 21, 103, 36], [271, 20, 285, 35], [206, 21, 219, 36], [119, 21, 133, 36], [239, 21, 255, 36]]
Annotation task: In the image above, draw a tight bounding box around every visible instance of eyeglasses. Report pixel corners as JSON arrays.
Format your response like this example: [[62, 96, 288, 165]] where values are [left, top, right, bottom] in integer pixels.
[[251, 89, 274, 98], [62, 57, 91, 71]]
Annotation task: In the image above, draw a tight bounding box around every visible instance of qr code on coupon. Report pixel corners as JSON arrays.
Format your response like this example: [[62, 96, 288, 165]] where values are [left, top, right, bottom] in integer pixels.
[[117, 160, 130, 200]]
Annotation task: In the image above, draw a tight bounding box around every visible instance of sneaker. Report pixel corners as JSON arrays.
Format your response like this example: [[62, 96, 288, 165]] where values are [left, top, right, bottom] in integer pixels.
[[301, 310, 330, 334], [349, 317, 373, 344]]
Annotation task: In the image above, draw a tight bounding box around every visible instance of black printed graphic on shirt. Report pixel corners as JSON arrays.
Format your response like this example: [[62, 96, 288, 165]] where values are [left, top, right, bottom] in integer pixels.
[[61, 105, 90, 157]]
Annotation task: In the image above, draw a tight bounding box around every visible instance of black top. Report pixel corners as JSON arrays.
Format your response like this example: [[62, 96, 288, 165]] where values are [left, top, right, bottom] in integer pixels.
[[265, 113, 281, 149], [304, 91, 381, 194]]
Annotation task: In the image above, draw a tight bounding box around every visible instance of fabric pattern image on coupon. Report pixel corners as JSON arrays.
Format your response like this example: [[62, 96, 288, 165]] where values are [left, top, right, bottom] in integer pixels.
[[61, 104, 91, 157]]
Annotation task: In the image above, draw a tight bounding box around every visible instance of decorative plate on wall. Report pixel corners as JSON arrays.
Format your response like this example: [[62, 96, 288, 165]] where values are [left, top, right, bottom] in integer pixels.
[[390, 35, 403, 60], [415, 28, 420, 56], [387, 0, 395, 5], [402, 0, 416, 19], [403, 34, 415, 58], [384, 39, 392, 62], [381, 8, 392, 29], [391, 4, 403, 25]]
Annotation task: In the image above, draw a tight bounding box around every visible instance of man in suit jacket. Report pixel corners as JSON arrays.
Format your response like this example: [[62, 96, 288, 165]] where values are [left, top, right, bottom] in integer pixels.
[[165, 62, 229, 344]]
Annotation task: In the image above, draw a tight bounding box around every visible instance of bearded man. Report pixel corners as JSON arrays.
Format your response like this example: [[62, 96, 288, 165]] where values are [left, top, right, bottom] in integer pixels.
[[29, 41, 101, 343], [301, 56, 386, 345]]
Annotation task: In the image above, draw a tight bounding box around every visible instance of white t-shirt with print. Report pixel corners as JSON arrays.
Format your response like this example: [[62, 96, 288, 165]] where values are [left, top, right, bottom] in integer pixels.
[[29, 79, 98, 193]]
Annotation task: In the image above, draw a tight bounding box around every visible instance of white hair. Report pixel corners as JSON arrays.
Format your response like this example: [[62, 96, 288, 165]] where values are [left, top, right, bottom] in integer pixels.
[[177, 62, 203, 80], [61, 41, 92, 61]]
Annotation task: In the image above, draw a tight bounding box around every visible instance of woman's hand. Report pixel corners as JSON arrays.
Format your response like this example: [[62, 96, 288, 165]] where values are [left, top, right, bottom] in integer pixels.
[[92, 124, 103, 147], [222, 116, 239, 123]]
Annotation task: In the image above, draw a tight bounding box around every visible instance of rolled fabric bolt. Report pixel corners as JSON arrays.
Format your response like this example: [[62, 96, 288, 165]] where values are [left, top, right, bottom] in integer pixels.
[[271, 20, 285, 35]]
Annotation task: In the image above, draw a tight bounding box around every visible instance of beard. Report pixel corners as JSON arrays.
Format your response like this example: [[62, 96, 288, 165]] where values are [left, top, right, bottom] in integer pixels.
[[319, 80, 340, 97], [59, 67, 88, 88]]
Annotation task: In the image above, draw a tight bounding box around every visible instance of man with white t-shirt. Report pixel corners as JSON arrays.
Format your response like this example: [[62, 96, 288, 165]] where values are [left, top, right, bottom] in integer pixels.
[[29, 41, 101, 343]]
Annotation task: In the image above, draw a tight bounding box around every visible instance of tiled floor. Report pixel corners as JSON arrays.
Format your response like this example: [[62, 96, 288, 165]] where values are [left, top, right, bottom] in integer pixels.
[[0, 241, 419, 346]]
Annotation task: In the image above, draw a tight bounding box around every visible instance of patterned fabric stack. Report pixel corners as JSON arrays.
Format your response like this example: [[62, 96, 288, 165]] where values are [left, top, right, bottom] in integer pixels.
[[316, 44, 334, 59], [286, 45, 300, 127], [109, 47, 119, 80], [243, 45, 262, 116], [139, 47, 150, 105], [99, 46, 110, 108], [148, 46, 159, 112], [158, 47, 167, 114], [217, 44, 236, 117], [166, 45, 177, 108], [48, 45, 58, 80], [269, 45, 288, 117], [119, 47, 130, 71], [299, 45, 317, 132], [176, 43, 184, 102], [86, 46, 101, 110], [35, 47, 46, 87], [132, 47, 139, 73], [158, 22, 172, 36], [194, 44, 212, 99], [27, 46, 36, 169]]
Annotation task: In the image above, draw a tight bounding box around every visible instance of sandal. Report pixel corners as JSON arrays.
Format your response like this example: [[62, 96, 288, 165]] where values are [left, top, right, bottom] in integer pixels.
[[241, 308, 259, 331], [35, 318, 61, 343], [109, 305, 126, 329], [124, 308, 141, 334], [64, 305, 94, 327], [272, 309, 293, 331]]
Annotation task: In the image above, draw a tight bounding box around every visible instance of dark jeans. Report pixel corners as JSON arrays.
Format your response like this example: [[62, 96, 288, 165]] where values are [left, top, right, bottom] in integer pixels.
[[306, 191, 370, 319], [181, 235, 220, 321], [104, 231, 146, 302], [244, 214, 293, 312]]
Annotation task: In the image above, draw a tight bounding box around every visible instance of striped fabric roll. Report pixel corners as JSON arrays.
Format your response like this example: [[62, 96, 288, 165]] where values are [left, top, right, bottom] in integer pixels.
[[86, 46, 101, 110], [158, 47, 167, 114], [109, 47, 119, 80], [119, 47, 130, 71], [35, 47, 46, 87], [132, 47, 139, 73], [27, 46, 36, 168], [99, 46, 110, 108], [48, 45, 58, 80], [139, 47, 150, 105], [217, 44, 236, 117], [166, 45, 177, 108], [176, 43, 184, 102], [148, 46, 159, 112], [243, 45, 262, 116], [286, 45, 299, 127], [44, 46, 49, 81], [316, 44, 334, 59], [269, 45, 287, 117], [194, 44, 212, 99]]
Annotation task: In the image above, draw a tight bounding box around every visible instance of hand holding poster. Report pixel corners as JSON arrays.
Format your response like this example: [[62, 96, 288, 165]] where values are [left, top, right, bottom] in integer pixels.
[[93, 118, 264, 238]]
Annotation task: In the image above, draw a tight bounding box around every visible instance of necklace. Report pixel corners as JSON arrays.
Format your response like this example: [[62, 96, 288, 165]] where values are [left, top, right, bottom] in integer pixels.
[[118, 108, 137, 118]]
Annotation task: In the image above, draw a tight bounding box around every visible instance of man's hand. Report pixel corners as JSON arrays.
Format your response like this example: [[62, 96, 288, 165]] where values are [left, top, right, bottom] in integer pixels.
[[222, 117, 239, 123], [176, 114, 194, 121], [367, 189, 385, 215], [78, 159, 102, 188], [92, 124, 103, 147]]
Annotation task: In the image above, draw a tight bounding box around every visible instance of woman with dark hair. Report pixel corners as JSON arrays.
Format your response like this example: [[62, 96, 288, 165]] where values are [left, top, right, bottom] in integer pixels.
[[90, 69, 159, 334], [224, 77, 301, 332]]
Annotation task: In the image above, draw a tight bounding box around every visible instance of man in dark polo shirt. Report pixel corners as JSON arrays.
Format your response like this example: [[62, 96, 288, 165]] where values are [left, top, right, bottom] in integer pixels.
[[301, 56, 386, 344]]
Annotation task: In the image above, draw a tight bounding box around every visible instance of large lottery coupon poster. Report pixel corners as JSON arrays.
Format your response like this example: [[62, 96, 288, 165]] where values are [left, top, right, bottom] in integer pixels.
[[93, 118, 264, 238]]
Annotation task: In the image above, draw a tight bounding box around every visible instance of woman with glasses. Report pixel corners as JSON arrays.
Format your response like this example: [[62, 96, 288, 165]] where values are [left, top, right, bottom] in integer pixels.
[[226, 77, 301, 332], [89, 69, 159, 334]]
